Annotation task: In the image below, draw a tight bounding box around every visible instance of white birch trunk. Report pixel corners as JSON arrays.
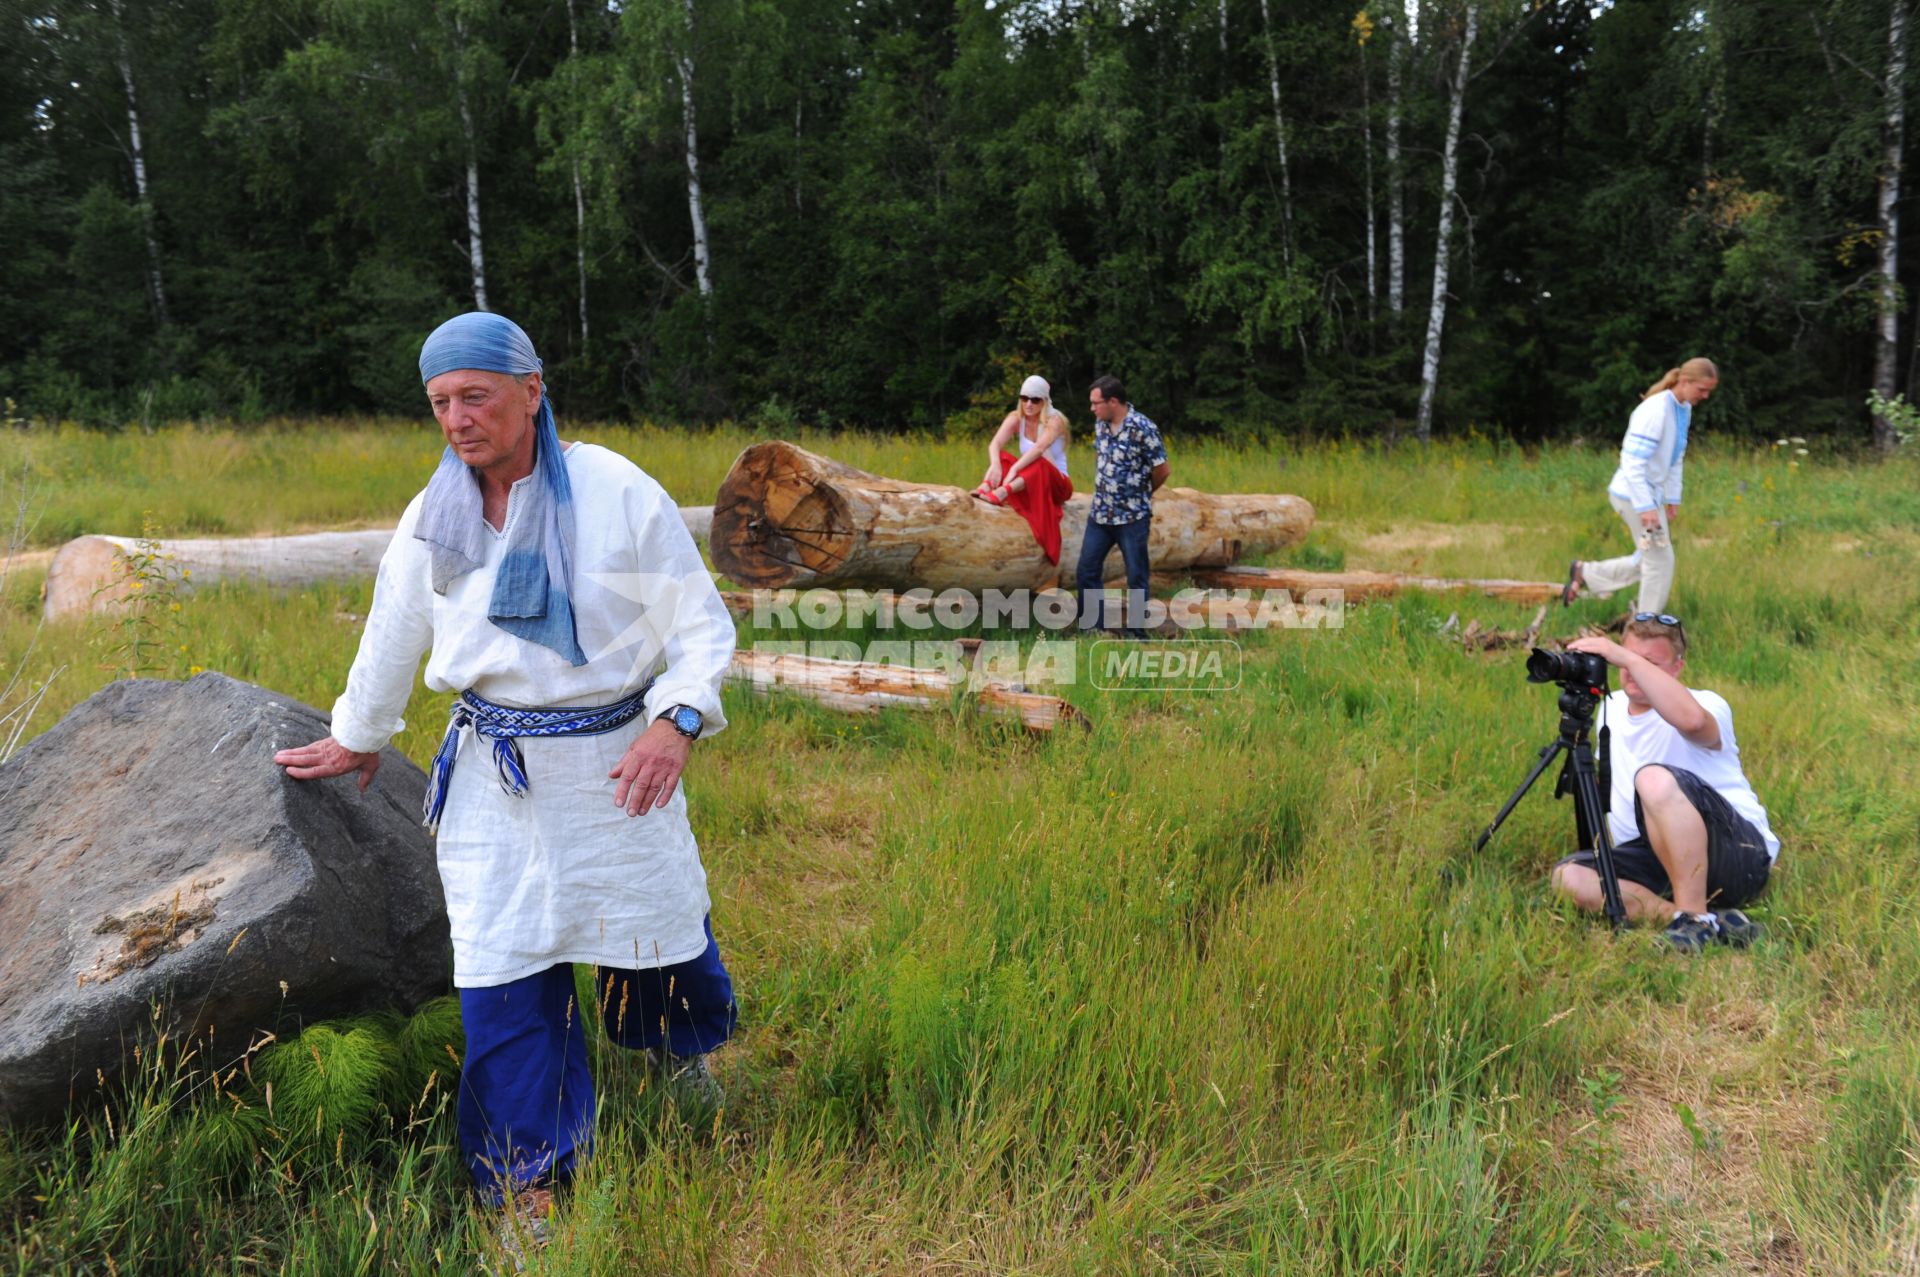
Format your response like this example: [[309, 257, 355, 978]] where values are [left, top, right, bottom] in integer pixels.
[[571, 160, 589, 342], [679, 0, 715, 301], [1875, 0, 1909, 451], [1360, 39, 1378, 325], [1385, 0, 1407, 318], [567, 0, 589, 346], [108, 0, 167, 326], [459, 95, 489, 312], [1414, 1, 1477, 444], [1217, 0, 1229, 164], [1255, 0, 1295, 264]]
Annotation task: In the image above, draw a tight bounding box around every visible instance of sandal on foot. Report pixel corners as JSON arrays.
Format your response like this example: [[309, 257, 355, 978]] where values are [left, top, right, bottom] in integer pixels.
[[1560, 560, 1582, 608]]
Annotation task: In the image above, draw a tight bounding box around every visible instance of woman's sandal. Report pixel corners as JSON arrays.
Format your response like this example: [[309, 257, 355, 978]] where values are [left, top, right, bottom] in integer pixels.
[[1559, 560, 1583, 608], [971, 482, 999, 503]]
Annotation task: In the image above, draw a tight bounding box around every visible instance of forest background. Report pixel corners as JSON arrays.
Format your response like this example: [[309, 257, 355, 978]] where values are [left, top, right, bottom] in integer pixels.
[[5, 0, 1920, 448]]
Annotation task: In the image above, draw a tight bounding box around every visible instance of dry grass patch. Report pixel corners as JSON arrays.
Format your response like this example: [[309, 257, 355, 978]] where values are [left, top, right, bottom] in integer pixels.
[[1603, 970, 1830, 1275]]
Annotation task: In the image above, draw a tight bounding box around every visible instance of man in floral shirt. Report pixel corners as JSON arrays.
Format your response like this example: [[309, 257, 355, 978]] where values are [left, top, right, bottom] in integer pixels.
[[1077, 375, 1170, 637]]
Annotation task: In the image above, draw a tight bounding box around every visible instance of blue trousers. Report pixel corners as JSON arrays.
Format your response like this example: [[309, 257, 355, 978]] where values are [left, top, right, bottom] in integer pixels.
[[455, 916, 736, 1201], [1075, 514, 1153, 637]]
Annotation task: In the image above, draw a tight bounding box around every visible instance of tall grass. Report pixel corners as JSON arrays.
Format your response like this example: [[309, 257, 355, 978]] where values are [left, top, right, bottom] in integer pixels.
[[2, 425, 1917, 1273]]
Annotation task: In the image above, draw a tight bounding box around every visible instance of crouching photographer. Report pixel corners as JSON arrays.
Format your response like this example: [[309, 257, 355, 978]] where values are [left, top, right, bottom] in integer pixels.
[[1549, 614, 1780, 952]]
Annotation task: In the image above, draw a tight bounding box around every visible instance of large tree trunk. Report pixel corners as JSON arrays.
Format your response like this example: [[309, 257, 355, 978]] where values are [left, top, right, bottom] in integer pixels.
[[1255, 0, 1296, 264], [1385, 0, 1406, 319], [43, 509, 714, 619], [1414, 1, 1478, 444], [711, 442, 1314, 591], [727, 648, 1087, 732], [108, 0, 166, 327], [1876, 0, 1909, 454], [678, 0, 714, 302]]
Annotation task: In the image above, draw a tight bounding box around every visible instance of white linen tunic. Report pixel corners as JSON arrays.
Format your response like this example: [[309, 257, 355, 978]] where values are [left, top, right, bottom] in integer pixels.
[[328, 443, 735, 987]]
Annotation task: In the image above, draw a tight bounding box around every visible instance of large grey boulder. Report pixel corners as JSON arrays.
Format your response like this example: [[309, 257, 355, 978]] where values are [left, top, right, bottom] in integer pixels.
[[0, 673, 449, 1125]]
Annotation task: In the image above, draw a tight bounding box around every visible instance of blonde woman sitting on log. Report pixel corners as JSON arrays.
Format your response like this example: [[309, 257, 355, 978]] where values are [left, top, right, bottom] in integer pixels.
[[972, 374, 1075, 563], [1562, 357, 1719, 613]]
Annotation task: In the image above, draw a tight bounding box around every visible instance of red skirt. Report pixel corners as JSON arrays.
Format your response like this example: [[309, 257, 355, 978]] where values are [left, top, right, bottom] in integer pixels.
[[997, 449, 1074, 564]]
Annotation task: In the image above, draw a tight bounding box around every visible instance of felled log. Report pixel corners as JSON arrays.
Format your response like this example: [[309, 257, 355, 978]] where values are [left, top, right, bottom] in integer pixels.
[[1185, 566, 1562, 604], [726, 647, 1087, 732], [45, 530, 397, 620], [711, 441, 1314, 591], [43, 507, 713, 620]]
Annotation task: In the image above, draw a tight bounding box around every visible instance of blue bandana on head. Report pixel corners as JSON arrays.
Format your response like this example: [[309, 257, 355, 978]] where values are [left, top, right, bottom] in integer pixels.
[[415, 312, 587, 667]]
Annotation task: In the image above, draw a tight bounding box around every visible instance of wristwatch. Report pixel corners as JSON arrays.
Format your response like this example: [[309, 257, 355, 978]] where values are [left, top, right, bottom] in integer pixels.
[[658, 704, 703, 740]]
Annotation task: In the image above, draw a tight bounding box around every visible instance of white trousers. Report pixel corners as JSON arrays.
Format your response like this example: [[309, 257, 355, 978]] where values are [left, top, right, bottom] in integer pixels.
[[1582, 492, 1674, 614]]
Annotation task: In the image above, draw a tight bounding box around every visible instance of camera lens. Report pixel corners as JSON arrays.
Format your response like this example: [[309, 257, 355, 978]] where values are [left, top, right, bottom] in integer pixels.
[[1525, 647, 1567, 683]]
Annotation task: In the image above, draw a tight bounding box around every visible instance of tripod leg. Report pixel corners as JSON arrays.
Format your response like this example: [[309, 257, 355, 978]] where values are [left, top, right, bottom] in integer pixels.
[[1475, 740, 1567, 852], [1568, 742, 1628, 929]]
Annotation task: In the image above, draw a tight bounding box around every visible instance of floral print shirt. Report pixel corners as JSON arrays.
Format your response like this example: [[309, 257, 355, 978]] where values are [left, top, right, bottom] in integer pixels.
[[1091, 407, 1168, 525]]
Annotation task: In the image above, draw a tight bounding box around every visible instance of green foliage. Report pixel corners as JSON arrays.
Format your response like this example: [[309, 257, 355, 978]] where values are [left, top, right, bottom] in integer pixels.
[[392, 995, 466, 1107], [254, 1016, 405, 1149], [4, 0, 1916, 438], [1867, 390, 1920, 447], [92, 511, 189, 680]]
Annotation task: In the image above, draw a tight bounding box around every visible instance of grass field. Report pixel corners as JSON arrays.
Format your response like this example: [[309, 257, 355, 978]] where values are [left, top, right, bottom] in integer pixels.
[[2, 421, 1918, 1275]]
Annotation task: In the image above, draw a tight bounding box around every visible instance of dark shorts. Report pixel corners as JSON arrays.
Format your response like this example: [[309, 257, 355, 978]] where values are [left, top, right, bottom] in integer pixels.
[[1557, 765, 1773, 909]]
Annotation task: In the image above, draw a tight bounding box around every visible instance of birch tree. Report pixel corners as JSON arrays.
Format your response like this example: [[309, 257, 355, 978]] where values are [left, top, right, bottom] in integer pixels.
[[676, 0, 715, 302], [567, 0, 590, 345], [1355, 8, 1379, 326], [1385, 0, 1407, 319], [105, 0, 167, 326], [457, 92, 488, 312], [1255, 0, 1296, 263], [1874, 0, 1910, 452], [1414, 0, 1476, 442]]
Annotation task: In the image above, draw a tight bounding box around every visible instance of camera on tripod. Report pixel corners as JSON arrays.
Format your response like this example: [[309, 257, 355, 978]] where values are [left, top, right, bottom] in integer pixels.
[[1525, 646, 1609, 691], [1476, 645, 1629, 929]]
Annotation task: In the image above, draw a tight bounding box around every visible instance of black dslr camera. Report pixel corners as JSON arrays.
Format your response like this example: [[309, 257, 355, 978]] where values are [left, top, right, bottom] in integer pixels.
[[1525, 646, 1610, 691]]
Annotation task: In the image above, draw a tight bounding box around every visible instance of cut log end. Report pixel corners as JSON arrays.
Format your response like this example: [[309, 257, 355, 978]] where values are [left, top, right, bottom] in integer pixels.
[[713, 442, 859, 587]]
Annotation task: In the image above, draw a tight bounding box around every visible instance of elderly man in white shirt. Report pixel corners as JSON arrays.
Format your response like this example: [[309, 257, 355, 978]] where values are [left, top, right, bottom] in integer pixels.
[[273, 312, 737, 1224]]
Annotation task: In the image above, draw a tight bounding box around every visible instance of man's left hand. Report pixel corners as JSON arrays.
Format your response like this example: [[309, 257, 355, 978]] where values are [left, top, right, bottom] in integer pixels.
[[608, 720, 693, 816], [1666, 504, 1680, 524], [1566, 635, 1631, 667]]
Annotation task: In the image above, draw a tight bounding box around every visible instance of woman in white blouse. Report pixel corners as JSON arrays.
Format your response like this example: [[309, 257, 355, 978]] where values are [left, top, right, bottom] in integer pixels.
[[1563, 357, 1718, 614]]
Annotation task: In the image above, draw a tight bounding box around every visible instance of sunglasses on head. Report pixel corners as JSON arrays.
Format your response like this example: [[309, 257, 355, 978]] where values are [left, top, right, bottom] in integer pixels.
[[1018, 394, 1043, 403], [1632, 612, 1683, 627]]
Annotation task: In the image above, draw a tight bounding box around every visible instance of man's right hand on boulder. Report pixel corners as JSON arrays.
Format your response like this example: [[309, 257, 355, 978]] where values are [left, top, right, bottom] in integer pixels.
[[275, 736, 381, 791]]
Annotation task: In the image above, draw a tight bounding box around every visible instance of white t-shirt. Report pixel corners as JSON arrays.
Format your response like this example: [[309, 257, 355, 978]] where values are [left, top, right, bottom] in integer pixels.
[[1603, 688, 1779, 859]]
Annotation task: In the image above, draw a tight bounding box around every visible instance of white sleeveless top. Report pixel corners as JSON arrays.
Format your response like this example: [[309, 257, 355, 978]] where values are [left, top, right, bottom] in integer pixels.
[[1017, 415, 1069, 475]]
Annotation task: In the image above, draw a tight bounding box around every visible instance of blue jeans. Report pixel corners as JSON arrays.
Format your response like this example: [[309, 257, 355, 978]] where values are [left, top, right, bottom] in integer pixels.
[[1076, 514, 1152, 636]]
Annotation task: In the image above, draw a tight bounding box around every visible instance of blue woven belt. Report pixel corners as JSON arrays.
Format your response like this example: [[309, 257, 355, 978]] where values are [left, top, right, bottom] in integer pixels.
[[422, 682, 653, 832]]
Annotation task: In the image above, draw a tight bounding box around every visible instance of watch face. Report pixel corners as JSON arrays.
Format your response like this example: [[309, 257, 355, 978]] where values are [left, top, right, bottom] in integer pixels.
[[672, 706, 703, 735]]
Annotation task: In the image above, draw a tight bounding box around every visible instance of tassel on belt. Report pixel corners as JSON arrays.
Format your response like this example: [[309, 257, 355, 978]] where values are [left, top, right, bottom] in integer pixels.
[[422, 682, 653, 832]]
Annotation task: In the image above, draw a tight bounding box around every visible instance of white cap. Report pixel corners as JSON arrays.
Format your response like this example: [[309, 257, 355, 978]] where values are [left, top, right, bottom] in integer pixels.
[[1019, 374, 1050, 399]]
